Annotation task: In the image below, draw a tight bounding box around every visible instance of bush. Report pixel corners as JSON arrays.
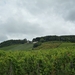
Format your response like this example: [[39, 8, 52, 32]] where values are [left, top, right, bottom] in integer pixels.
[[33, 42, 42, 48]]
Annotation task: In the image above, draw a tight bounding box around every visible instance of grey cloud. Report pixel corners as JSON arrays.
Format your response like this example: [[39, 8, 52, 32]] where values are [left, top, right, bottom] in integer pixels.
[[3, 18, 44, 35], [64, 10, 75, 21], [52, 0, 75, 21], [0, 0, 75, 41], [0, 34, 8, 42], [18, 0, 75, 22]]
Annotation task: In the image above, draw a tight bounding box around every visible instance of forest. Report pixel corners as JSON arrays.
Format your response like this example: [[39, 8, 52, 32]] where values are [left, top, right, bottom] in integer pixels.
[[33, 35, 75, 42]]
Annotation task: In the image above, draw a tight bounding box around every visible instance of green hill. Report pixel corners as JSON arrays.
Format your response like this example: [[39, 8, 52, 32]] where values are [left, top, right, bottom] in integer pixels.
[[0, 43, 33, 51], [0, 41, 75, 51], [1, 35, 75, 51], [33, 41, 75, 50]]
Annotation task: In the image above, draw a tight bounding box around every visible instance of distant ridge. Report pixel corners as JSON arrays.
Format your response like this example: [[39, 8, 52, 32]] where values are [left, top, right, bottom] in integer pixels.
[[0, 35, 75, 49], [32, 35, 75, 42], [0, 39, 31, 48]]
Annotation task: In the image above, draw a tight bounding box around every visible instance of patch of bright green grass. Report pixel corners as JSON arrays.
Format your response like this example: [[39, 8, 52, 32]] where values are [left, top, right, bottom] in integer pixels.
[[0, 43, 33, 51]]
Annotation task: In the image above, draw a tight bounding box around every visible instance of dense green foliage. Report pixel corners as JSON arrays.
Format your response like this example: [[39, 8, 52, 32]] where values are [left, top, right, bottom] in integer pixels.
[[33, 42, 42, 48], [33, 35, 75, 48], [0, 43, 75, 75], [33, 35, 75, 42], [0, 35, 75, 75], [0, 39, 31, 48]]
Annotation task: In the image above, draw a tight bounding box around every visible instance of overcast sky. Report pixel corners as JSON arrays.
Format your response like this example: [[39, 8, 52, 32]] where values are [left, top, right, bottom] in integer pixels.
[[0, 0, 75, 42]]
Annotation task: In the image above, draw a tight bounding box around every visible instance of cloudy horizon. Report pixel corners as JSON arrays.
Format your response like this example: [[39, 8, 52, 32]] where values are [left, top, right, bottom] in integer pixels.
[[0, 0, 75, 42]]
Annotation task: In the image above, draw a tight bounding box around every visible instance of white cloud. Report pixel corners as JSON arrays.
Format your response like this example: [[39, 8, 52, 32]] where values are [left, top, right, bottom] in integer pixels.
[[0, 0, 75, 41]]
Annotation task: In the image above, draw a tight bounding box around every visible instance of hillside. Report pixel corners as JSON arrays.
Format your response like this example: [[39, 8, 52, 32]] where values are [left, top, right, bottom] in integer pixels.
[[0, 35, 75, 51], [33, 41, 75, 50], [0, 41, 75, 51], [0, 43, 33, 51], [0, 39, 30, 48]]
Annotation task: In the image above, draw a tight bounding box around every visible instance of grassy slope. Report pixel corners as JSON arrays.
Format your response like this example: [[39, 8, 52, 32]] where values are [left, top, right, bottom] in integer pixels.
[[34, 42, 75, 50], [0, 43, 33, 51], [59, 42, 75, 48], [0, 42, 75, 51]]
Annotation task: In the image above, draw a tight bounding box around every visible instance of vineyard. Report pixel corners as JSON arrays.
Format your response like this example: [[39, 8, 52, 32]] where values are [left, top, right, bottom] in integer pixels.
[[0, 42, 75, 75]]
